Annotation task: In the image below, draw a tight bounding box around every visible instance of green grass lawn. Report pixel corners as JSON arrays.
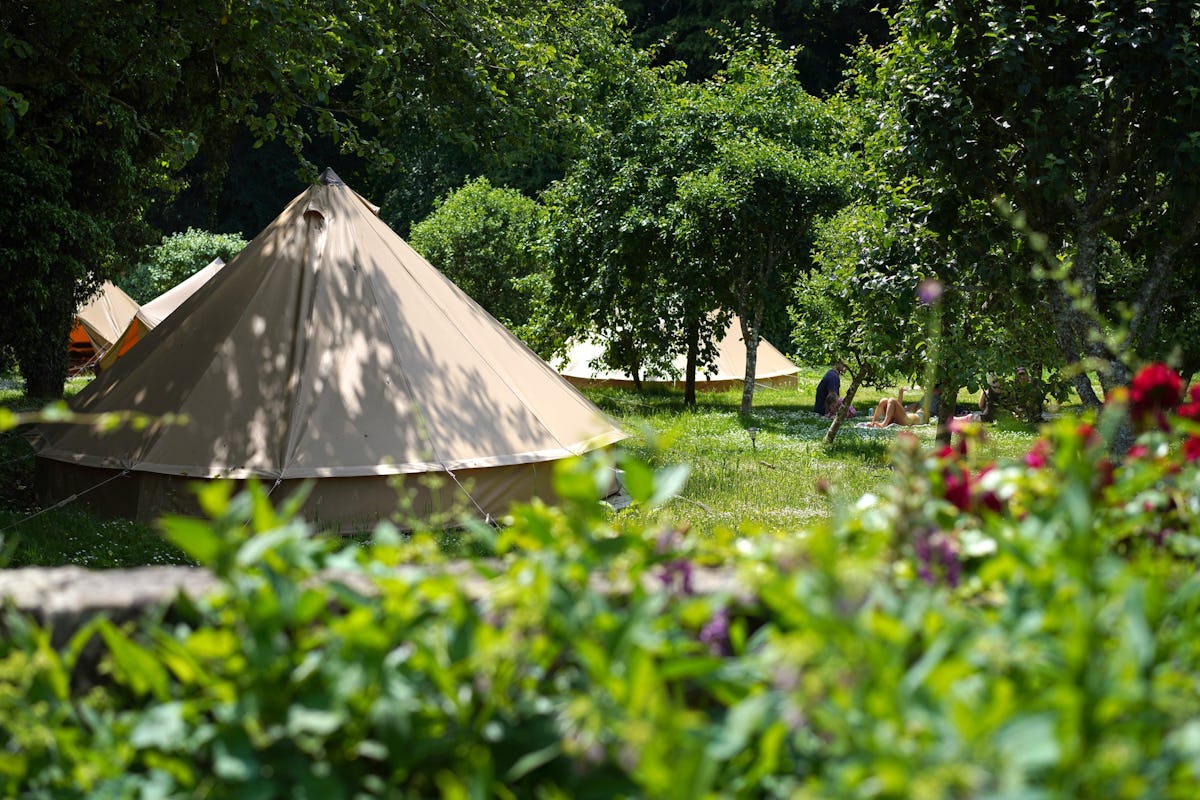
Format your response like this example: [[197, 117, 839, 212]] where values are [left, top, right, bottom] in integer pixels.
[[0, 367, 1048, 568], [590, 367, 1044, 539]]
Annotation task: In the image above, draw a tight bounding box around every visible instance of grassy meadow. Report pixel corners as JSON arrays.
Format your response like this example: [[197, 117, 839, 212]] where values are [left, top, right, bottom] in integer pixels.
[[0, 367, 1047, 568]]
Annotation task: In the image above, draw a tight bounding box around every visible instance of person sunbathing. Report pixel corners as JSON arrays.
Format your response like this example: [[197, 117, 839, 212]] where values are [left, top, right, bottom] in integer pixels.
[[865, 387, 925, 428], [865, 386, 985, 428]]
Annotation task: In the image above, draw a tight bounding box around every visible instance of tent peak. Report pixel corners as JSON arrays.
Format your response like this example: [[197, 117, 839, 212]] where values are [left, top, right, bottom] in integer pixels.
[[318, 167, 344, 186]]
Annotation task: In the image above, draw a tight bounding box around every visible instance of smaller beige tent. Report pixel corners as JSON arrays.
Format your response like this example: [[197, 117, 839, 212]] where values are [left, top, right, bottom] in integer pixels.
[[69, 281, 139, 372], [98, 258, 225, 371], [557, 315, 799, 391]]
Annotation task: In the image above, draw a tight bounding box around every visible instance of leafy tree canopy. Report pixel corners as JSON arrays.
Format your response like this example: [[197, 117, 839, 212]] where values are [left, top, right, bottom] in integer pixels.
[[618, 0, 888, 92], [1, 0, 633, 396], [853, 0, 1200, 406], [546, 29, 844, 407]]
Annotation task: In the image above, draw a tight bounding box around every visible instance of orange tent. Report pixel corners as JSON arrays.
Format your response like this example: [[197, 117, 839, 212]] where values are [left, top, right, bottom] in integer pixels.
[[97, 258, 225, 371], [68, 281, 139, 372]]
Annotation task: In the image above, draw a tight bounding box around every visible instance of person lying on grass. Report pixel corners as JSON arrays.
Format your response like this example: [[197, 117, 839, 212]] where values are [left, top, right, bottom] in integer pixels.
[[865, 387, 982, 428], [865, 387, 926, 427]]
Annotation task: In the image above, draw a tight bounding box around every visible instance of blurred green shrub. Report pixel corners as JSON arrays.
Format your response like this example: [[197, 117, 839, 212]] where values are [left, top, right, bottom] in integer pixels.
[[3, 366, 1200, 797]]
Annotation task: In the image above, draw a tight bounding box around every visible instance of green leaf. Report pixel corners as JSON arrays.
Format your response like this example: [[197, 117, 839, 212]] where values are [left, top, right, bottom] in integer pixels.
[[213, 734, 260, 782], [619, 458, 655, 504], [97, 620, 170, 701], [707, 692, 772, 761], [130, 702, 188, 750], [505, 741, 563, 781], [287, 705, 346, 737], [996, 713, 1061, 772], [159, 515, 224, 566], [649, 464, 690, 507]]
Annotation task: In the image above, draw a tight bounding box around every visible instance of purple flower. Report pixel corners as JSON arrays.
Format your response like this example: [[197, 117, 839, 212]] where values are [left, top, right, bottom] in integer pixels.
[[913, 528, 959, 588], [699, 607, 730, 656], [914, 536, 934, 583], [657, 558, 694, 595], [938, 537, 961, 588], [918, 279, 944, 306]]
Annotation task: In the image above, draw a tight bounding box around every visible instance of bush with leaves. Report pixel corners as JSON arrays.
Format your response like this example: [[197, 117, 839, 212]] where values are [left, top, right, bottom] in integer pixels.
[[120, 228, 247, 304], [4, 366, 1200, 797], [408, 178, 549, 351]]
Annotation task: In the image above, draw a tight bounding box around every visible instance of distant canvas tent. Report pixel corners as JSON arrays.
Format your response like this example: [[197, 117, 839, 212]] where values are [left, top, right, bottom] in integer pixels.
[[68, 281, 139, 372], [557, 315, 799, 391], [32, 169, 626, 529], [97, 258, 225, 371]]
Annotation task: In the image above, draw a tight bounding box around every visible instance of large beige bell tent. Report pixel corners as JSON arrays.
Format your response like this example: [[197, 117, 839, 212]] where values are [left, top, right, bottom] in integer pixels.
[[68, 281, 140, 372], [97, 257, 226, 371], [32, 169, 626, 529], [557, 315, 799, 391]]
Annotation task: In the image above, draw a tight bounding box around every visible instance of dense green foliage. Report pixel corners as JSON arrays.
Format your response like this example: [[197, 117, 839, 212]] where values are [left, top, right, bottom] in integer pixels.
[[3, 368, 1200, 796], [408, 178, 550, 350], [850, 0, 1200, 404], [545, 33, 844, 408], [1, 0, 635, 397], [119, 228, 248, 305], [618, 0, 888, 91]]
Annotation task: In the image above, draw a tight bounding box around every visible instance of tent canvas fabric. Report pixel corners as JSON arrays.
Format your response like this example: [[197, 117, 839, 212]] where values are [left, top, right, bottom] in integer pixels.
[[32, 169, 626, 529], [557, 315, 799, 391], [69, 281, 140, 371], [97, 257, 226, 371]]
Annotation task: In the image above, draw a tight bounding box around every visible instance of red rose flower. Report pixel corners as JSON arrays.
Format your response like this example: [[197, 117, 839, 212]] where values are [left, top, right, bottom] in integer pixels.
[[1130, 363, 1183, 431], [1184, 435, 1200, 462], [1024, 439, 1049, 468], [943, 468, 971, 512], [1177, 385, 1200, 420], [975, 464, 1002, 513]]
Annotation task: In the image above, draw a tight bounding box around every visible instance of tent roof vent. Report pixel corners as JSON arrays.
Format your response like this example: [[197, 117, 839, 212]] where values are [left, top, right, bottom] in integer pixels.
[[319, 167, 344, 186]]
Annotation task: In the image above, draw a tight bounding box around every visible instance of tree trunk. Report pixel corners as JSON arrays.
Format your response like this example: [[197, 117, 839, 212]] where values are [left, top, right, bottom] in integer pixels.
[[935, 384, 958, 445], [18, 286, 73, 400], [1046, 282, 1103, 408], [738, 298, 766, 415], [684, 318, 699, 408], [1129, 248, 1176, 356], [1131, 202, 1200, 355], [628, 352, 644, 393], [823, 374, 863, 445]]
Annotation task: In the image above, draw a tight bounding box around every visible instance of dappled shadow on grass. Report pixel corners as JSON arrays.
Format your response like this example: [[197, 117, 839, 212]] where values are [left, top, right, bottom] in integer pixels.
[[823, 435, 891, 466], [582, 383, 812, 418], [2, 382, 193, 568]]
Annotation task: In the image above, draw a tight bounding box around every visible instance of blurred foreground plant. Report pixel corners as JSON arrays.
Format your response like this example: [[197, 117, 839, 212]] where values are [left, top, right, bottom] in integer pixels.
[[4, 368, 1200, 797]]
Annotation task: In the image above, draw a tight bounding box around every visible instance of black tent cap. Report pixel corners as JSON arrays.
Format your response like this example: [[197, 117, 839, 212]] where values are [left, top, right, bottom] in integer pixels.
[[319, 167, 344, 186]]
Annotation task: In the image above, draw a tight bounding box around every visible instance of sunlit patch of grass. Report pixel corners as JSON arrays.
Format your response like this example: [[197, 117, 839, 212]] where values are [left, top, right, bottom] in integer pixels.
[[586, 379, 1048, 540], [0, 369, 1054, 567]]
